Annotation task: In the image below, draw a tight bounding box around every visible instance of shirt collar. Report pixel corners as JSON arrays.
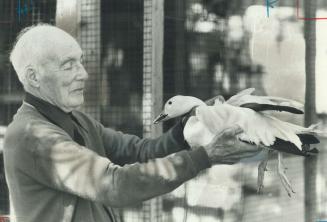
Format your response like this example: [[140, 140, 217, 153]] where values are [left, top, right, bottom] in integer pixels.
[[24, 92, 75, 139]]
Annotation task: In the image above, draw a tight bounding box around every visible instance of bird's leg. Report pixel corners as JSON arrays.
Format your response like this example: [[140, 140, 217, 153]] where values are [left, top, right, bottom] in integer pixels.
[[277, 152, 295, 197], [257, 149, 273, 193]]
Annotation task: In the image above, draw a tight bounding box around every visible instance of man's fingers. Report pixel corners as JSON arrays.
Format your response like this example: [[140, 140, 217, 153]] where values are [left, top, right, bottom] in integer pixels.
[[209, 125, 244, 146], [221, 125, 243, 138], [216, 95, 225, 104], [234, 126, 243, 135], [239, 150, 262, 158], [238, 141, 263, 152], [205, 95, 222, 105]]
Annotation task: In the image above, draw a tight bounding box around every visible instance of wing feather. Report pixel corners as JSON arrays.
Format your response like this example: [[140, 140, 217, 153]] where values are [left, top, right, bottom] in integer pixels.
[[196, 104, 306, 150], [225, 88, 304, 114]]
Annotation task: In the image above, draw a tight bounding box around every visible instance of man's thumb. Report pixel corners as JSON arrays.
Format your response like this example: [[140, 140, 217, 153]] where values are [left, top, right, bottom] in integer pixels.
[[221, 125, 243, 137]]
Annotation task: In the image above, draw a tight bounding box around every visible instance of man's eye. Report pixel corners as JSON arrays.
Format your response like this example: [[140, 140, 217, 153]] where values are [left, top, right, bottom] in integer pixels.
[[62, 61, 74, 70]]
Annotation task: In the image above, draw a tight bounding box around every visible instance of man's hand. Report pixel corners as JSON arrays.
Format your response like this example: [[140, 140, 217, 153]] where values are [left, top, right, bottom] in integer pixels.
[[204, 95, 225, 106], [203, 125, 262, 165]]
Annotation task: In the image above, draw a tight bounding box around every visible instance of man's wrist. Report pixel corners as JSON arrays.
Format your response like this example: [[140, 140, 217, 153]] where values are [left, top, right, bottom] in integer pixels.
[[203, 145, 220, 164], [203, 143, 232, 165], [188, 147, 212, 170]]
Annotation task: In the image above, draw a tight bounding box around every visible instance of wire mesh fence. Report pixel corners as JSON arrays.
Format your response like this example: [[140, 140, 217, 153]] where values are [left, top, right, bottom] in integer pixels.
[[0, 0, 57, 216], [100, 0, 144, 137], [161, 1, 327, 222]]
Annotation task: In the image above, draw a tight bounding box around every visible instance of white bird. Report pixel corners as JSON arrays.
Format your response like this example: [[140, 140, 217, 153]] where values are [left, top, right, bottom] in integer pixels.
[[153, 88, 320, 196]]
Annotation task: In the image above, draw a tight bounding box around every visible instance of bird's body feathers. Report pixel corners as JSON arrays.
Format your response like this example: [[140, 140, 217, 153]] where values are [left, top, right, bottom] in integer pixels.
[[184, 103, 313, 150]]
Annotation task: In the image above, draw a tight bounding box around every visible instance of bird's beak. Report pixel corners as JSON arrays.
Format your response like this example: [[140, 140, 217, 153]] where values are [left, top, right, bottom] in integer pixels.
[[153, 113, 168, 124]]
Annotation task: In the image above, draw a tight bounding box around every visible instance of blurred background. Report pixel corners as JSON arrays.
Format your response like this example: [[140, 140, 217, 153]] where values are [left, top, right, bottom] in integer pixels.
[[0, 0, 327, 221]]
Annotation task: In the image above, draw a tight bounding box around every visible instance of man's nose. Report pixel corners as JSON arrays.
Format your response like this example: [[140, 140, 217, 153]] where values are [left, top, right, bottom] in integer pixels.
[[76, 65, 89, 80]]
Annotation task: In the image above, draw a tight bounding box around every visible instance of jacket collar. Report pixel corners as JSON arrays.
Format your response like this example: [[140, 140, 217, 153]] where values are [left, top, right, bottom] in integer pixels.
[[24, 92, 75, 139]]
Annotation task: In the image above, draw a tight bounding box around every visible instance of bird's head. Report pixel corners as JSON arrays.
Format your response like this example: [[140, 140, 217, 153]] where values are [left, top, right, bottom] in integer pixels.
[[153, 95, 206, 124]]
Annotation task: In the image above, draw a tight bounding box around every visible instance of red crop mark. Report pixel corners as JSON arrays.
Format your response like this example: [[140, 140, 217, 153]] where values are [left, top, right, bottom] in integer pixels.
[[0, 215, 10, 222], [296, 0, 327, 20]]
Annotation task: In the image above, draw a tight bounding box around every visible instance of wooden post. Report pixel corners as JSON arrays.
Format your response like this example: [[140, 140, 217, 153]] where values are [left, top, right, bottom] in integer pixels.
[[303, 0, 318, 221], [143, 0, 164, 138], [55, 0, 80, 39], [142, 0, 164, 221]]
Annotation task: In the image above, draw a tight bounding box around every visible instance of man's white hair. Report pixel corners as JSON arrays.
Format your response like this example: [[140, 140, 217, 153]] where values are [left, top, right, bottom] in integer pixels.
[[9, 23, 60, 88]]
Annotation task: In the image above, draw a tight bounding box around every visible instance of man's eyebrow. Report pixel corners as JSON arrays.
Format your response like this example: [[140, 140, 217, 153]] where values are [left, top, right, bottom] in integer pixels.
[[60, 56, 77, 66], [60, 51, 83, 65]]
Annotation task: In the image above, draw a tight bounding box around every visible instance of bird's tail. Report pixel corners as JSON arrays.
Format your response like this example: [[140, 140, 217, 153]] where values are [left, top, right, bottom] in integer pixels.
[[269, 134, 319, 157], [261, 115, 322, 153], [307, 123, 325, 135], [293, 123, 326, 142]]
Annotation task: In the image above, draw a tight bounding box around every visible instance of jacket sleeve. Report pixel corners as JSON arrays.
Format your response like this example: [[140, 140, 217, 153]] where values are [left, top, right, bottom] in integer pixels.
[[96, 120, 191, 165], [9, 120, 211, 207]]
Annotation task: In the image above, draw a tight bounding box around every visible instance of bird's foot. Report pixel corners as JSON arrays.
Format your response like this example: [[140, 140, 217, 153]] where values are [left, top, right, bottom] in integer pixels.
[[257, 161, 268, 193], [257, 149, 273, 193], [277, 152, 295, 197]]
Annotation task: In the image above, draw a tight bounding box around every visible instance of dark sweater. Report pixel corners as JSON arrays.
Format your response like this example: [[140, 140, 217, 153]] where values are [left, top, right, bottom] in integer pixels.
[[4, 101, 211, 222]]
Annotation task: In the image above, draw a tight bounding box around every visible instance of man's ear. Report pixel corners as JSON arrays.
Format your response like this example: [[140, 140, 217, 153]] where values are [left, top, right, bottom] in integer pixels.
[[25, 66, 40, 88]]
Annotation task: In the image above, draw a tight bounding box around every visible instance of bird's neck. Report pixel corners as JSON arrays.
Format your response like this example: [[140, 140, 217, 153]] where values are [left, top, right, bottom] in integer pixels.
[[183, 96, 206, 113], [186, 96, 206, 106]]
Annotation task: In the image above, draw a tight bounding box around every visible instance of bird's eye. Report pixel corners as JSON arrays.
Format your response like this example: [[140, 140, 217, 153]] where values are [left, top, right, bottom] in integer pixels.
[[168, 101, 172, 105]]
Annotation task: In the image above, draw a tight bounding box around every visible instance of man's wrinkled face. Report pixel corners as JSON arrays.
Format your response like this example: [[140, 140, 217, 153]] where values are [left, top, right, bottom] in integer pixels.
[[37, 33, 88, 112]]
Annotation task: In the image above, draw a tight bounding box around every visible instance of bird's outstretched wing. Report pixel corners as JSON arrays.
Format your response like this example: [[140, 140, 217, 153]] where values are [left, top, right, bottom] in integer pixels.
[[195, 103, 318, 150], [225, 88, 304, 114]]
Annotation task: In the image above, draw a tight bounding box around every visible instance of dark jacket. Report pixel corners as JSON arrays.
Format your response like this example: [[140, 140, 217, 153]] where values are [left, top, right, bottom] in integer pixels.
[[4, 102, 211, 222]]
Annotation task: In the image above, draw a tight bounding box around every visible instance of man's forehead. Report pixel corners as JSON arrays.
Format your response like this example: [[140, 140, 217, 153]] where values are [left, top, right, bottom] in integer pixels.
[[42, 38, 83, 62], [58, 45, 83, 60]]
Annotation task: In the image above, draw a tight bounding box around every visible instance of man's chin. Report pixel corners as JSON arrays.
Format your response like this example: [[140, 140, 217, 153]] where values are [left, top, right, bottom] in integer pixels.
[[72, 100, 84, 110], [63, 98, 84, 112]]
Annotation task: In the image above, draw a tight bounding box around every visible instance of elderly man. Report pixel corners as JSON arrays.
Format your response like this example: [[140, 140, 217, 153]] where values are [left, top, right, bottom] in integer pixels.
[[4, 24, 260, 222]]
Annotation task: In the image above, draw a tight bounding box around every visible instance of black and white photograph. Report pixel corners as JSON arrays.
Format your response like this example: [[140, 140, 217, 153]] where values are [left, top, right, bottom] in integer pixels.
[[0, 0, 327, 221]]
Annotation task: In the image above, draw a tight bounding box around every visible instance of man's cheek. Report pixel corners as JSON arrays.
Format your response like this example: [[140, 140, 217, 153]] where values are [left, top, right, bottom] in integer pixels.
[[61, 74, 76, 87]]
